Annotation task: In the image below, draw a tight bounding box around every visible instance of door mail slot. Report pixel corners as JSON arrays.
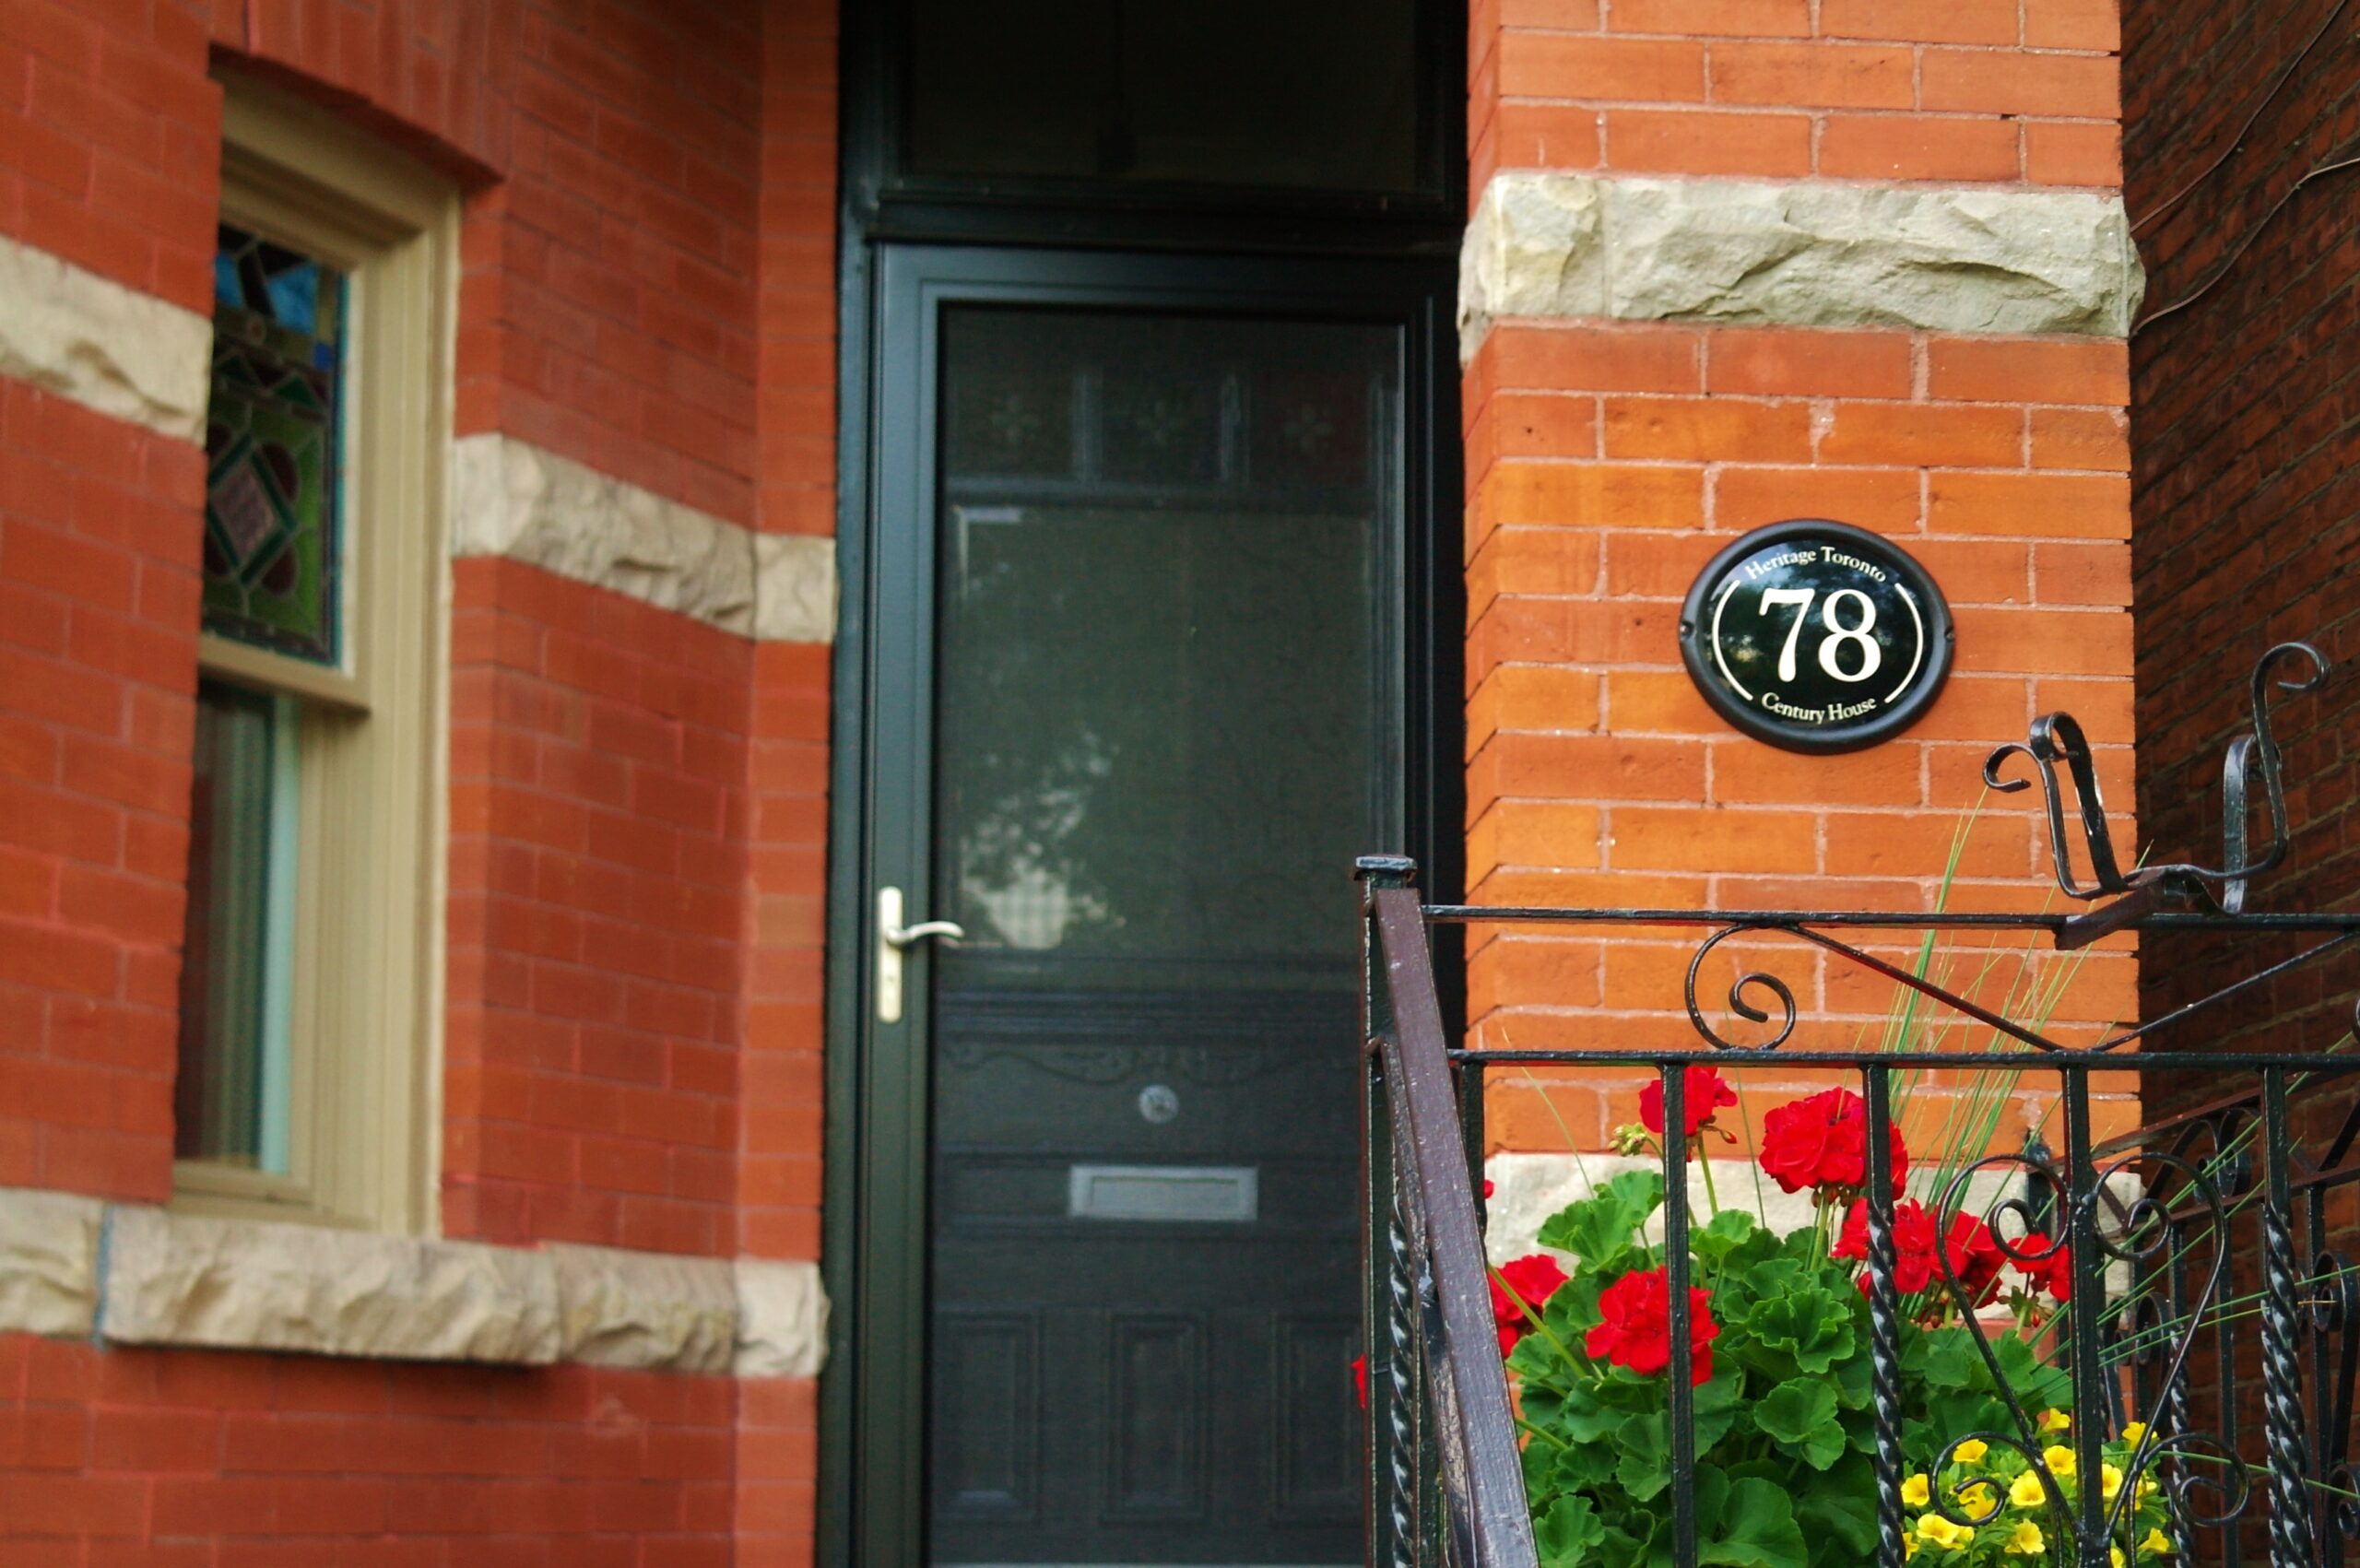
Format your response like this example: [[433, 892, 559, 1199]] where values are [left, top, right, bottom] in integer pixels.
[[1067, 1164, 1258, 1223]]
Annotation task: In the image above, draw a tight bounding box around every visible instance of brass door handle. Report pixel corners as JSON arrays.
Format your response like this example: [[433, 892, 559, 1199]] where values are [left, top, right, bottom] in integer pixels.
[[876, 887, 962, 1022]]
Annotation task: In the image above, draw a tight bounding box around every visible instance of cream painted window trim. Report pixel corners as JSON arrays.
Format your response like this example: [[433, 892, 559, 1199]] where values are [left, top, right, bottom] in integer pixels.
[[177, 78, 455, 1235]]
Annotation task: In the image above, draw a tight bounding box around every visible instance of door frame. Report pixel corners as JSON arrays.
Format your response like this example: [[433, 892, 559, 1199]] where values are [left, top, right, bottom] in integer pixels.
[[820, 243, 1464, 1568]]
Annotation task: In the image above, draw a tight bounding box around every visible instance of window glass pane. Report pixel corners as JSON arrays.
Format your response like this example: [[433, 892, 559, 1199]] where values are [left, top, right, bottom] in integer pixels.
[[203, 223, 348, 666], [906, 0, 1428, 195], [175, 679, 297, 1172]]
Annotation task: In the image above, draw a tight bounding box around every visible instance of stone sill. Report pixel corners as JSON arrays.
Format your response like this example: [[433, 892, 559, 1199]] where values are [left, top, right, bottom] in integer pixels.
[[0, 1187, 826, 1379]]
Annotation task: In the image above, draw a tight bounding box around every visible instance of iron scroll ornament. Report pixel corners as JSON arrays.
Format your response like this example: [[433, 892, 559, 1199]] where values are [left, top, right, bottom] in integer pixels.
[[1679, 518, 1956, 755], [1985, 641, 2329, 944]]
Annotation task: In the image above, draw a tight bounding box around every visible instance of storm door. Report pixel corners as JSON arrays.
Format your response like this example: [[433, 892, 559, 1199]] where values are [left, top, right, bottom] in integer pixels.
[[855, 248, 1446, 1568]]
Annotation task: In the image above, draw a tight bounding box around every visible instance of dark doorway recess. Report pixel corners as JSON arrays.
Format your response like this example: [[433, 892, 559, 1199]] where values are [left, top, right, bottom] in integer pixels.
[[823, 7, 1465, 1566]]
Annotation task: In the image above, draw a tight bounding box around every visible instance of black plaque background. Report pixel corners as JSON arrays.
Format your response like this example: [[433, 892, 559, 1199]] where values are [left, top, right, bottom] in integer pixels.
[[1678, 518, 1954, 755]]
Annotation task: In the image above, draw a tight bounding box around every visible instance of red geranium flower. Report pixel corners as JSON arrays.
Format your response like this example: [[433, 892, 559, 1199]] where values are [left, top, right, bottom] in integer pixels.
[[1758, 1088, 1908, 1196], [1584, 1267, 1719, 1385], [1491, 1254, 1569, 1355], [1640, 1065, 1739, 1147], [1833, 1197, 1942, 1292], [1940, 1211, 2008, 1304], [1351, 1354, 1368, 1408], [2011, 1232, 2073, 1302]]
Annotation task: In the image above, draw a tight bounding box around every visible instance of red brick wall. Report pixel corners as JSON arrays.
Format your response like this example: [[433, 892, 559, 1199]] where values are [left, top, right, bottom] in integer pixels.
[[0, 0, 838, 1560], [444, 560, 754, 1258], [2122, 0, 2360, 1068], [1468, 0, 2125, 204], [0, 1331, 769, 1563], [1463, 0, 2141, 1154], [0, 386, 204, 1203]]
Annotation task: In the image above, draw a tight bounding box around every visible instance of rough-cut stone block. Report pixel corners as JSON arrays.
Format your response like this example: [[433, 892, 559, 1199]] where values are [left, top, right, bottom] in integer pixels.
[[100, 1208, 563, 1363], [550, 1243, 738, 1374], [735, 1257, 829, 1378], [1460, 172, 2147, 359], [0, 1188, 104, 1337], [754, 532, 838, 643], [0, 236, 211, 441], [453, 433, 761, 634]]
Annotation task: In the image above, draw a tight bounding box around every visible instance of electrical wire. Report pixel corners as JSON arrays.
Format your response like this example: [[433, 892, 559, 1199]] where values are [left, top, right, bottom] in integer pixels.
[[2134, 145, 2360, 332], [2130, 0, 2354, 238]]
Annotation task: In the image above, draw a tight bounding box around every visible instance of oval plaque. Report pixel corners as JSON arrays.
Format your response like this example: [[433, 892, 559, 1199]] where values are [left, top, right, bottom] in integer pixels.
[[1678, 519, 1953, 754]]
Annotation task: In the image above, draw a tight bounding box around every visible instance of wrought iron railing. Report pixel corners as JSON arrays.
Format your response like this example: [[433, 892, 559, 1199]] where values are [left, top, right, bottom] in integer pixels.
[[1360, 643, 2360, 1568]]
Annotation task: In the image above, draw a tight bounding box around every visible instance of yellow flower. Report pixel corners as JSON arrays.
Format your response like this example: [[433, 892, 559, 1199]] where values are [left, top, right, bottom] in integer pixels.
[[2038, 1409, 2072, 1434], [2044, 1444, 2077, 1478], [1917, 1514, 1975, 1551], [1906, 1533, 1921, 1561], [1959, 1483, 1998, 1515], [2121, 1421, 2149, 1445], [2004, 1522, 2046, 1556], [1954, 1439, 1990, 1466], [1903, 1474, 1932, 1507], [2140, 1528, 2174, 1556], [2009, 1471, 2047, 1509], [2137, 1477, 2159, 1503], [2099, 1463, 2124, 1501], [2112, 1549, 2126, 1568]]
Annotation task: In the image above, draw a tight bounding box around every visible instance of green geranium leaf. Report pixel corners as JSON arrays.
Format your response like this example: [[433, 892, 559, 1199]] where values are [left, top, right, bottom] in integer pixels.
[[1599, 1522, 1656, 1568], [1993, 1333, 2073, 1411], [1755, 1377, 1846, 1470], [1694, 1371, 1744, 1453], [1615, 1409, 1672, 1501], [1915, 1327, 1984, 1392], [1538, 1494, 1610, 1568], [1540, 1171, 1665, 1267], [1796, 1453, 1881, 1557], [1693, 1208, 1777, 1272], [1701, 1478, 1808, 1568], [1744, 1277, 1857, 1376], [1540, 1434, 1621, 1495]]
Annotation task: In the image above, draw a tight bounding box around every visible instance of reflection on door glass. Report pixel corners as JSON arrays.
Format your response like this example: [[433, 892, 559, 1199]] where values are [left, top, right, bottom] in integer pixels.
[[937, 311, 1396, 987]]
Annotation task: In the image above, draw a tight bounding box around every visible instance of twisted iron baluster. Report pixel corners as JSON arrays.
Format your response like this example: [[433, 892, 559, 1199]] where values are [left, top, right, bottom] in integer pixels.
[[1387, 1194, 1418, 1568], [2262, 1070, 2316, 1568], [1864, 1070, 1907, 1568]]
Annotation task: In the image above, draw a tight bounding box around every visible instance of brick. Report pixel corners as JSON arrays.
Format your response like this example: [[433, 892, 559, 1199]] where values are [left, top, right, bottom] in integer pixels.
[[1818, 0, 2019, 42], [1819, 403, 2024, 467], [1490, 101, 1604, 171], [1499, 35, 1707, 100], [1477, 462, 1708, 533], [2024, 0, 2120, 51], [1715, 466, 1923, 532], [1609, 0, 1811, 35], [1481, 324, 1703, 395], [1704, 326, 1913, 398], [1707, 42, 1916, 109], [1927, 472, 2131, 538], [1922, 50, 2119, 118], [1601, 395, 1813, 462], [1605, 109, 1812, 175], [1819, 115, 2022, 182], [2025, 120, 2122, 187], [2030, 408, 2130, 472], [1611, 806, 1819, 872], [1928, 337, 2130, 407], [1469, 800, 1604, 869]]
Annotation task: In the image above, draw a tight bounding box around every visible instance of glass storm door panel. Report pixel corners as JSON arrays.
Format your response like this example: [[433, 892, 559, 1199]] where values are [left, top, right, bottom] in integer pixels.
[[921, 306, 1396, 1566]]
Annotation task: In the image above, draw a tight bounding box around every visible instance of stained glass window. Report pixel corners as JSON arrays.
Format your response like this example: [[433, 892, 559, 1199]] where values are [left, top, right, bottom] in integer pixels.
[[203, 223, 348, 666]]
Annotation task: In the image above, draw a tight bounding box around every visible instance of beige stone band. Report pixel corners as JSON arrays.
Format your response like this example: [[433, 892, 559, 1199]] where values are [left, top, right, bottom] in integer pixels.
[[1459, 172, 2147, 360], [0, 234, 212, 441], [0, 1189, 828, 1379], [451, 433, 838, 643]]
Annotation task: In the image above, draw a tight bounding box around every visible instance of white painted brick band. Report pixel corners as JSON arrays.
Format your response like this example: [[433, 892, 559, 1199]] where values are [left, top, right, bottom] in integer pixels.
[[1459, 172, 2147, 360]]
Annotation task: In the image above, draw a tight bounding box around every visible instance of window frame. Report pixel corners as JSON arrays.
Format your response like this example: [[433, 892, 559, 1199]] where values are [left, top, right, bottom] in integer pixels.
[[174, 79, 456, 1234]]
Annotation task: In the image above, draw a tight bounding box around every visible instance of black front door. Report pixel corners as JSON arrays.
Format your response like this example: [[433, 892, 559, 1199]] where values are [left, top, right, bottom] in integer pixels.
[[850, 246, 1455, 1567]]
